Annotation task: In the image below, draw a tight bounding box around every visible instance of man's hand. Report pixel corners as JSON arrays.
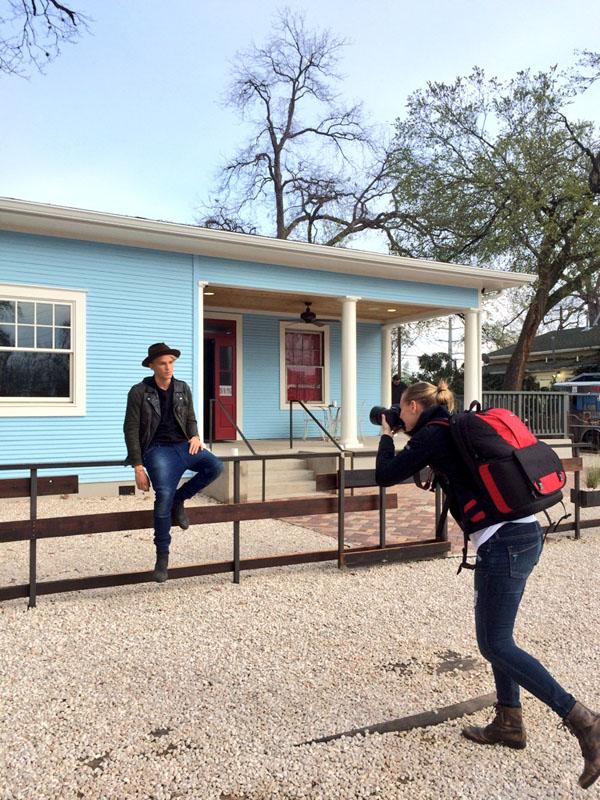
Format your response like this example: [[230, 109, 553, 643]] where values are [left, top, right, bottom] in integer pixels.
[[188, 436, 203, 455], [134, 465, 150, 492]]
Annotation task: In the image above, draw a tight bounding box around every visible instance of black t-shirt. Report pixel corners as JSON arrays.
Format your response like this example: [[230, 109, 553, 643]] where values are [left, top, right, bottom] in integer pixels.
[[150, 379, 187, 445], [391, 381, 407, 405]]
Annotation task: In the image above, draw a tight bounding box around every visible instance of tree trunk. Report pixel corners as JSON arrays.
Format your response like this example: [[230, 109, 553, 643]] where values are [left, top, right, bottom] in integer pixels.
[[273, 152, 286, 239], [502, 286, 549, 389]]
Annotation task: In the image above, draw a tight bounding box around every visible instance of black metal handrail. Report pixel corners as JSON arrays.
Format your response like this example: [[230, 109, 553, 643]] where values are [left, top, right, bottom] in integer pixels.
[[288, 399, 344, 452], [208, 397, 256, 455]]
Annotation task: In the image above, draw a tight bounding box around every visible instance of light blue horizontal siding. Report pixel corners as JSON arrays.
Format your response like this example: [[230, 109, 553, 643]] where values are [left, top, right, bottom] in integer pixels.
[[0, 230, 470, 484], [0, 232, 195, 482], [195, 255, 478, 308], [241, 314, 382, 439]]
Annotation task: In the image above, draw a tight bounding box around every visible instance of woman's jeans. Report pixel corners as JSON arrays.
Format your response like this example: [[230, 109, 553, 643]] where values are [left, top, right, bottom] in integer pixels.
[[143, 442, 224, 552], [474, 520, 575, 718]]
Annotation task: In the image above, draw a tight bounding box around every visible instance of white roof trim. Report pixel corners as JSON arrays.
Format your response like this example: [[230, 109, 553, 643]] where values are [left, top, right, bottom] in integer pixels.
[[0, 197, 536, 292]]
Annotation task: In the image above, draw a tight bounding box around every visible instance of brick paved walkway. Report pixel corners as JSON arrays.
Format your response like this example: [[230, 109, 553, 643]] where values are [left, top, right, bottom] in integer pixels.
[[288, 482, 464, 552], [287, 474, 580, 555]]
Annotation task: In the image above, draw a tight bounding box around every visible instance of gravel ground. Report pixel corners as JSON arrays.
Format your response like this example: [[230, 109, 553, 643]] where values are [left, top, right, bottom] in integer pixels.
[[1, 493, 599, 800]]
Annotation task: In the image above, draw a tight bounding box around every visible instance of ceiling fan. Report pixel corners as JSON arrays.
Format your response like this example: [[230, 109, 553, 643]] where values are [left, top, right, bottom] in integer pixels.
[[300, 301, 326, 327]]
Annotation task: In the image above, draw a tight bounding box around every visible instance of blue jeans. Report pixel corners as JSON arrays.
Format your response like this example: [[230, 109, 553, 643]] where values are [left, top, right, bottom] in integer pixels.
[[474, 520, 575, 718], [143, 442, 224, 552]]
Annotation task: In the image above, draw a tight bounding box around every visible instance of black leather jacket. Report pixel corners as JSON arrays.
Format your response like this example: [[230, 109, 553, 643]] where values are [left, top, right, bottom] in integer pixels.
[[375, 404, 504, 534], [123, 377, 199, 466]]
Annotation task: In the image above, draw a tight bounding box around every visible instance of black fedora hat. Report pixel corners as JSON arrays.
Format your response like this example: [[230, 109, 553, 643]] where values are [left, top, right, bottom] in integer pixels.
[[142, 342, 181, 367]]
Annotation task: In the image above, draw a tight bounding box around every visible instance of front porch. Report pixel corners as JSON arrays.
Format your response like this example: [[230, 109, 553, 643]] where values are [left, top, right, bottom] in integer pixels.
[[199, 283, 485, 452]]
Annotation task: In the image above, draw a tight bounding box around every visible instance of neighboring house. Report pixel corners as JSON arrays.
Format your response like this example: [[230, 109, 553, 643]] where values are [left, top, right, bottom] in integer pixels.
[[484, 327, 600, 388], [0, 198, 532, 486]]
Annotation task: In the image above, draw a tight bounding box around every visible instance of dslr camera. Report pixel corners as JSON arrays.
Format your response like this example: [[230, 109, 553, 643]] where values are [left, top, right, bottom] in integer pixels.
[[369, 404, 405, 431]]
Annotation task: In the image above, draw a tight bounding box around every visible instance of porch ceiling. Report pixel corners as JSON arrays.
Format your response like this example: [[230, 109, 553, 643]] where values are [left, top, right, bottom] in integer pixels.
[[204, 286, 449, 323]]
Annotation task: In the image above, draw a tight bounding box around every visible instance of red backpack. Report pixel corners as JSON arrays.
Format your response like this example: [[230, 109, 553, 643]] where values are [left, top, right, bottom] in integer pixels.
[[428, 402, 567, 571]]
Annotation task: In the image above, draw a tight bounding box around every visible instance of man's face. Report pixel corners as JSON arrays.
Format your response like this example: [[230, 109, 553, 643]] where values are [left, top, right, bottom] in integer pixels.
[[150, 355, 176, 382]]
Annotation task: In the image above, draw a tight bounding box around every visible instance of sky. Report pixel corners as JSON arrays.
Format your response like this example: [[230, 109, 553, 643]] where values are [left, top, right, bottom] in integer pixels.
[[1, 0, 599, 365]]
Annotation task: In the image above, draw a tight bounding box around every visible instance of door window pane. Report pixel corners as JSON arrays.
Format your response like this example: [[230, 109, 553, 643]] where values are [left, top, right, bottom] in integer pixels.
[[220, 345, 233, 371]]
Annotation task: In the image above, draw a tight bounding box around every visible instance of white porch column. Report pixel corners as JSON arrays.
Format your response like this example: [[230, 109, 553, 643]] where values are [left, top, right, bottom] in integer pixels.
[[197, 281, 208, 442], [463, 308, 482, 409], [381, 325, 393, 407], [340, 295, 362, 450]]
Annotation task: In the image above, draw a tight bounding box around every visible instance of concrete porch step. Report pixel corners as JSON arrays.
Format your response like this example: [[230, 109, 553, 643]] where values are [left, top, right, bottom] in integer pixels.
[[247, 467, 315, 485], [246, 478, 317, 497], [245, 486, 332, 501], [245, 460, 311, 475]]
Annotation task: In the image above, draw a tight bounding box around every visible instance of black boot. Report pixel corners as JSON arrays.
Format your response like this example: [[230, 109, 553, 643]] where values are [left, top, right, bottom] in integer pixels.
[[171, 499, 190, 530], [153, 551, 169, 583]]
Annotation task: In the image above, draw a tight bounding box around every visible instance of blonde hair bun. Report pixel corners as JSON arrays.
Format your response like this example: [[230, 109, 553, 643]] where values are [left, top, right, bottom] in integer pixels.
[[403, 380, 455, 413]]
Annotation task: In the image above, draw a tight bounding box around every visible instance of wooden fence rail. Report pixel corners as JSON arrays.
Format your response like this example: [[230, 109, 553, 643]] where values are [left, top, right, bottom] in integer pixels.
[[0, 453, 595, 608], [0, 453, 451, 608]]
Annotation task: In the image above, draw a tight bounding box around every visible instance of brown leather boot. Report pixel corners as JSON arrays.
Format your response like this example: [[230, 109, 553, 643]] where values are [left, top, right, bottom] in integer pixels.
[[564, 701, 600, 789], [462, 704, 526, 749]]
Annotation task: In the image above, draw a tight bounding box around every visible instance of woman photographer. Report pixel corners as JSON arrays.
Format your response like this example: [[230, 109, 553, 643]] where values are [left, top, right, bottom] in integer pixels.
[[375, 380, 600, 789]]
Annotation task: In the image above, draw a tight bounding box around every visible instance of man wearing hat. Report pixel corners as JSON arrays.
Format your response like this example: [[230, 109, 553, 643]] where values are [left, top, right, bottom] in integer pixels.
[[124, 343, 223, 582]]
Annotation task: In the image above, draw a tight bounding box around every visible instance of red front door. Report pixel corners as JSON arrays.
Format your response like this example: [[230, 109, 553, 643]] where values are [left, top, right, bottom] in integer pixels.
[[204, 319, 237, 440]]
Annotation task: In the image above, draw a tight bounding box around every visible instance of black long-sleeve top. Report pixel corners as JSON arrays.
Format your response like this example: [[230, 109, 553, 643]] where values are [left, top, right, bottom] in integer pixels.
[[375, 404, 501, 535]]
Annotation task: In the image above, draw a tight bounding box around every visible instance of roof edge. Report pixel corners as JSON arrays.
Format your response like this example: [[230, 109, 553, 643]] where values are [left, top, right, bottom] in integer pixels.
[[0, 197, 536, 292]]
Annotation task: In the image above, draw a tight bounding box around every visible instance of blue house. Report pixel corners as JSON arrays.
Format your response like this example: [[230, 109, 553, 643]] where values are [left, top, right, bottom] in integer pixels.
[[0, 198, 533, 488]]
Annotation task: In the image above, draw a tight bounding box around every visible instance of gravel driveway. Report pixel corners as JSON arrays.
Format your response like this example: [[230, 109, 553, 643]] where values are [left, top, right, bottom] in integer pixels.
[[1, 493, 599, 800]]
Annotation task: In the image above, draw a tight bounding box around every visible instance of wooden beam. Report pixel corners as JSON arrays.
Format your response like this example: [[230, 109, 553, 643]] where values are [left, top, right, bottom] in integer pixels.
[[560, 457, 583, 472], [316, 471, 420, 491], [0, 547, 341, 601], [0, 493, 398, 543], [0, 537, 452, 603], [0, 475, 78, 499], [341, 540, 451, 567]]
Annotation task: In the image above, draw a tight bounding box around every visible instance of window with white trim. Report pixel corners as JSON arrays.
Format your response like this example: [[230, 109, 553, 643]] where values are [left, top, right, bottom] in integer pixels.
[[279, 322, 330, 407], [0, 285, 86, 416]]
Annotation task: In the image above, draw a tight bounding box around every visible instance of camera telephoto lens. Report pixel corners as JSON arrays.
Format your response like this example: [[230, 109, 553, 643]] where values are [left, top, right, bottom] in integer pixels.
[[369, 405, 386, 426], [369, 405, 404, 430]]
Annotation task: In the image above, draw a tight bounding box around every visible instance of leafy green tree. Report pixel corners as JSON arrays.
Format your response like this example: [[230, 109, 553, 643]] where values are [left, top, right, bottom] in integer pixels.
[[411, 352, 464, 395], [388, 57, 600, 389]]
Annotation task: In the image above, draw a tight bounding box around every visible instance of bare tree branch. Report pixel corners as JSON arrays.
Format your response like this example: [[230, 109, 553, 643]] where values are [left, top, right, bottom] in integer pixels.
[[201, 9, 398, 246], [0, 0, 89, 76]]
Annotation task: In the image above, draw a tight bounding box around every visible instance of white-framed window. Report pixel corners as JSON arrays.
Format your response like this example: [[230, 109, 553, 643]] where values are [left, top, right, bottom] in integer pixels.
[[279, 321, 330, 409], [0, 284, 86, 417]]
